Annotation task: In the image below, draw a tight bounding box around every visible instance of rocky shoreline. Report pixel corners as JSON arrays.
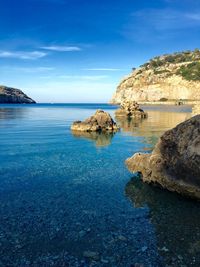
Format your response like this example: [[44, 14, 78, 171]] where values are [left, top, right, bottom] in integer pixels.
[[126, 115, 200, 200]]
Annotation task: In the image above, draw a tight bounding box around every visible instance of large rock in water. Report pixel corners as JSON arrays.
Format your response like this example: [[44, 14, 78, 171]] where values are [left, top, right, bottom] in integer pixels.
[[71, 110, 119, 132], [126, 115, 200, 200], [0, 85, 36, 104]]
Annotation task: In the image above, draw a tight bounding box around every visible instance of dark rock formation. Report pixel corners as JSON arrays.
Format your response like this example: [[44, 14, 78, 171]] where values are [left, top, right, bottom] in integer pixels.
[[126, 115, 200, 200], [71, 110, 119, 132], [0, 85, 36, 104], [115, 100, 147, 119]]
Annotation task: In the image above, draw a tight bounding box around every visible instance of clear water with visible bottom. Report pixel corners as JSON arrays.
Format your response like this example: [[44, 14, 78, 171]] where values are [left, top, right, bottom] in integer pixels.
[[0, 103, 199, 267]]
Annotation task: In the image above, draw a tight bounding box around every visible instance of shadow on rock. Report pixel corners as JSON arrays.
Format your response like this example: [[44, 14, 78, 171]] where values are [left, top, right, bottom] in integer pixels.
[[125, 176, 200, 267], [72, 131, 115, 147]]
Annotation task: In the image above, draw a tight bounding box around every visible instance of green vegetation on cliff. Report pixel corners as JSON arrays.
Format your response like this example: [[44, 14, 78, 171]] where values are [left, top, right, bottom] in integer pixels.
[[140, 49, 200, 81], [141, 49, 200, 69], [176, 62, 200, 81]]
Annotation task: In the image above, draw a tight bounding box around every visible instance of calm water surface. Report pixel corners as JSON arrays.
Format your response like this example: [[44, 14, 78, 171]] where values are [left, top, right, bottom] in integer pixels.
[[0, 103, 199, 267]]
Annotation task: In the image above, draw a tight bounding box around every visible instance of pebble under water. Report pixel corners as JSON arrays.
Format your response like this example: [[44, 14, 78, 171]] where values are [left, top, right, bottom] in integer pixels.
[[0, 103, 199, 267]]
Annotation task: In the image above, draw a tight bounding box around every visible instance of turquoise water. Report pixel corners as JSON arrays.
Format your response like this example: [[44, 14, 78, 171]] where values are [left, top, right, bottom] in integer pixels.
[[0, 103, 199, 267]]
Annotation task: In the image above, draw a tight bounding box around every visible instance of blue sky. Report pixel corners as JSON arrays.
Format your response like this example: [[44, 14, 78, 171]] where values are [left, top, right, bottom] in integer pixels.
[[1, 0, 200, 102]]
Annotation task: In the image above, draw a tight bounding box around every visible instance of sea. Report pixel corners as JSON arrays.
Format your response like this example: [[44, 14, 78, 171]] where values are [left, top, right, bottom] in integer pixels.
[[0, 103, 200, 267]]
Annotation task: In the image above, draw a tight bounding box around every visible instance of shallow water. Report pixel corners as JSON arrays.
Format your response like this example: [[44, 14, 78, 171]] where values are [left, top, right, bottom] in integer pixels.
[[0, 103, 199, 267]]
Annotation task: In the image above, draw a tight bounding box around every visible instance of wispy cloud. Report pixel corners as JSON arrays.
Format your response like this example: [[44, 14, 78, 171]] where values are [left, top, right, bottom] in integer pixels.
[[123, 8, 200, 43], [39, 76, 52, 79], [0, 51, 47, 60], [31, 0, 66, 4], [132, 9, 200, 31], [40, 45, 81, 52], [58, 75, 108, 81], [83, 68, 122, 71], [185, 12, 200, 21], [14, 67, 54, 72]]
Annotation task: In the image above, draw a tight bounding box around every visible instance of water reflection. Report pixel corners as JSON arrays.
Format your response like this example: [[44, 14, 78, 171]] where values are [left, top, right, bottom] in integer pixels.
[[0, 107, 26, 120], [115, 116, 143, 132], [71, 131, 115, 147], [125, 176, 200, 267], [116, 109, 190, 149], [116, 110, 190, 137]]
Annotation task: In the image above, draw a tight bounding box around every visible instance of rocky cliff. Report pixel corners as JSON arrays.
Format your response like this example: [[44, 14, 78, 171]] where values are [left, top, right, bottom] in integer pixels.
[[111, 50, 200, 104], [0, 86, 36, 104]]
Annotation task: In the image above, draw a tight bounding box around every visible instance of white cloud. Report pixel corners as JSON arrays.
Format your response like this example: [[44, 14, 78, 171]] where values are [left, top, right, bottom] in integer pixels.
[[58, 75, 108, 81], [39, 76, 52, 79], [14, 67, 54, 72], [0, 51, 47, 60], [40, 45, 81, 52], [123, 8, 200, 43], [185, 12, 200, 21], [83, 68, 122, 71], [31, 0, 66, 3], [132, 9, 200, 31]]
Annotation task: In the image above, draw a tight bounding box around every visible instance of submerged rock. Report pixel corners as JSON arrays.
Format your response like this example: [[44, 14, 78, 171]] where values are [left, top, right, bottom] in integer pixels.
[[71, 110, 119, 132], [115, 100, 147, 119], [125, 176, 200, 266], [126, 115, 200, 200], [0, 85, 36, 104], [83, 251, 100, 261]]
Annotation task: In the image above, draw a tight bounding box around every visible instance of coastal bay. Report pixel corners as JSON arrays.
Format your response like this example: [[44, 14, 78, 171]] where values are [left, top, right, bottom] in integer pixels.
[[0, 103, 199, 267]]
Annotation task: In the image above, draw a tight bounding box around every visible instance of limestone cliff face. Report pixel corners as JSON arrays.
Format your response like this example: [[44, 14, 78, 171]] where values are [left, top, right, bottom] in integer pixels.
[[111, 50, 200, 104], [0, 86, 36, 104]]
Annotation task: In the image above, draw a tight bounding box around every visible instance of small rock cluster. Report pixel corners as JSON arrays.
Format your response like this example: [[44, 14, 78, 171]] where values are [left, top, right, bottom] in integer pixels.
[[115, 100, 147, 119], [71, 110, 119, 132]]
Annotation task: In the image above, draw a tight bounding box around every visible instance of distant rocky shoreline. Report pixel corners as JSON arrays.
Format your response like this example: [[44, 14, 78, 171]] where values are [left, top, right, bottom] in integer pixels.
[[0, 85, 36, 104]]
